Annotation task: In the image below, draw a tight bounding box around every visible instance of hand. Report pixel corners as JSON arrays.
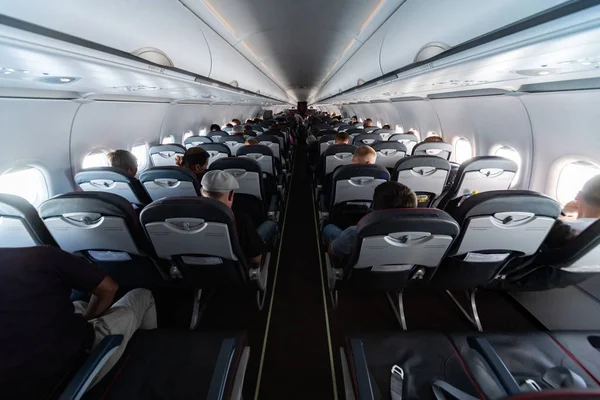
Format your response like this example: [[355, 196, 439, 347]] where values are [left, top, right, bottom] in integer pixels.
[[175, 155, 183, 167], [563, 200, 580, 217]]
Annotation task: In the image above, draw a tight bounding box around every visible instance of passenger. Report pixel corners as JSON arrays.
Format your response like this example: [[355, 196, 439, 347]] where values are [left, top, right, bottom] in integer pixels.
[[232, 125, 245, 136], [244, 124, 254, 132], [322, 182, 418, 259], [209, 124, 221, 132], [363, 118, 374, 127], [423, 135, 445, 143], [246, 138, 259, 145], [107, 149, 138, 176], [246, 119, 253, 124], [335, 132, 351, 145], [200, 171, 278, 263], [180, 147, 210, 182], [352, 145, 377, 165], [382, 124, 391, 130], [231, 118, 242, 126], [0, 246, 157, 399], [351, 115, 358, 124], [545, 175, 600, 248], [226, 123, 234, 128]]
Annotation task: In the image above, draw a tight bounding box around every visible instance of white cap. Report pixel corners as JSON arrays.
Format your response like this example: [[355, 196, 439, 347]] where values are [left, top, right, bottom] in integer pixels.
[[201, 170, 239, 193]]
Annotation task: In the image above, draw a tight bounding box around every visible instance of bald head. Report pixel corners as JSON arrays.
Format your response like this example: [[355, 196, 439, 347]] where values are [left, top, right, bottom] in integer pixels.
[[579, 174, 600, 218], [353, 146, 377, 165]]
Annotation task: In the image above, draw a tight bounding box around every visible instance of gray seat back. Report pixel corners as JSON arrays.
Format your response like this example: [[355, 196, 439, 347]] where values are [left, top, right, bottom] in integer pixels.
[[197, 143, 232, 167], [330, 164, 390, 208], [322, 144, 357, 175], [38, 192, 148, 256], [74, 167, 152, 206], [351, 209, 459, 270], [0, 193, 58, 247], [237, 145, 276, 177], [217, 135, 246, 156], [257, 135, 282, 160], [210, 158, 264, 201], [319, 134, 337, 155], [372, 142, 407, 169], [388, 134, 419, 154], [149, 144, 186, 167], [394, 156, 451, 197], [412, 141, 453, 160], [139, 167, 201, 201], [184, 136, 213, 149]]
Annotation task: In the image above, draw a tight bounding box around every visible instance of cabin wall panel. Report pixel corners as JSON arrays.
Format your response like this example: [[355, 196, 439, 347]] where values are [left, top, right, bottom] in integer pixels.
[[519, 90, 600, 195], [430, 96, 533, 188], [0, 98, 80, 196], [160, 104, 262, 142], [70, 102, 171, 175]]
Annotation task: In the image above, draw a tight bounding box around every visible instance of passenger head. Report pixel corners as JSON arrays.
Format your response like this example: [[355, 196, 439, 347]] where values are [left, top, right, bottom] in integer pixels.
[[182, 147, 210, 178], [200, 170, 239, 209], [372, 182, 418, 211], [209, 124, 221, 132], [423, 136, 444, 143], [351, 115, 358, 123], [107, 150, 138, 176], [232, 125, 244, 136], [270, 123, 280, 131], [577, 175, 600, 218], [231, 119, 242, 126], [246, 138, 259, 145], [246, 119, 253, 124], [244, 124, 253, 132], [364, 118, 374, 127], [352, 145, 377, 164], [382, 124, 391, 130], [335, 132, 350, 145]]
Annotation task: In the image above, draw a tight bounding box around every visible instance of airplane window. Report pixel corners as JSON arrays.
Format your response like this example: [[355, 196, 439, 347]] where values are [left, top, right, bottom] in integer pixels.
[[82, 151, 109, 169], [131, 143, 149, 171], [199, 129, 207, 136], [409, 128, 421, 142], [182, 131, 194, 143], [377, 121, 382, 128], [395, 125, 403, 133], [0, 167, 48, 206], [495, 146, 522, 186], [454, 138, 472, 164], [162, 135, 175, 144], [557, 161, 600, 205]]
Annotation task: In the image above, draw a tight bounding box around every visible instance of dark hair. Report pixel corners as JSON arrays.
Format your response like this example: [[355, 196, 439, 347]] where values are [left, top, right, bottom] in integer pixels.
[[209, 124, 221, 132], [182, 148, 209, 168], [231, 119, 242, 125], [226, 123, 233, 128], [372, 182, 417, 210], [244, 124, 253, 131], [382, 124, 391, 130], [107, 150, 137, 172]]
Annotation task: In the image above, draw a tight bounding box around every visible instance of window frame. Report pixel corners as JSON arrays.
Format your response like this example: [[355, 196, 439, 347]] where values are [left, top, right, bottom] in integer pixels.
[[82, 150, 110, 169], [161, 135, 175, 144], [453, 137, 473, 164], [182, 130, 194, 143], [556, 160, 600, 206], [131, 142, 149, 171], [0, 165, 49, 207], [492, 145, 522, 187]]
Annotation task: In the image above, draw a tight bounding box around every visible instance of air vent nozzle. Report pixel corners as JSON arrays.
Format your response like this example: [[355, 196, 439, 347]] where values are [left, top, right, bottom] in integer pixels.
[[131, 47, 174, 67]]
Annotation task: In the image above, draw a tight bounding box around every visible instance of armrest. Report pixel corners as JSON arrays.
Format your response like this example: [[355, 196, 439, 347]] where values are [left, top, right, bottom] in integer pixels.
[[207, 338, 238, 400], [59, 335, 124, 400], [268, 195, 278, 219], [348, 339, 375, 400]]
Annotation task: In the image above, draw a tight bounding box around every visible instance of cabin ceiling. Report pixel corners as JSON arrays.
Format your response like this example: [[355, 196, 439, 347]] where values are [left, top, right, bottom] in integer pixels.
[[0, 0, 590, 104]]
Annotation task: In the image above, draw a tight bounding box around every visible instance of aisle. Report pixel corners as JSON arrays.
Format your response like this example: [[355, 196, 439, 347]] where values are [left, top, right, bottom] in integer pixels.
[[254, 143, 337, 399]]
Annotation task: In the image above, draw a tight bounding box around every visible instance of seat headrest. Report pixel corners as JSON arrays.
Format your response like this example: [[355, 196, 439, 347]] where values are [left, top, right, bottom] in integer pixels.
[[388, 134, 418, 143], [217, 135, 246, 144], [139, 166, 199, 183], [210, 130, 229, 136], [332, 164, 390, 182], [412, 142, 453, 159], [323, 144, 357, 157], [140, 197, 234, 225], [353, 133, 383, 146], [74, 167, 137, 184], [183, 136, 213, 146], [357, 208, 460, 238], [39, 191, 136, 220], [210, 157, 262, 174], [318, 134, 337, 143], [373, 129, 395, 135], [0, 193, 58, 247], [452, 190, 561, 222], [394, 155, 451, 171], [458, 155, 518, 174], [236, 145, 275, 157], [149, 144, 186, 155], [347, 128, 366, 135], [198, 143, 232, 155], [257, 134, 280, 144], [0, 193, 38, 219], [372, 142, 407, 152], [317, 129, 337, 137]]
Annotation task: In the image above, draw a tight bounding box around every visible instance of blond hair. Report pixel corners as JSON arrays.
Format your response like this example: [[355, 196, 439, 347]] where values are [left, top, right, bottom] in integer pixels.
[[353, 146, 377, 164]]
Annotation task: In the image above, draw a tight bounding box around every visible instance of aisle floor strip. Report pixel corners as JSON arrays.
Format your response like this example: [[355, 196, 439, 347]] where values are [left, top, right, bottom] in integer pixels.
[[253, 155, 296, 400], [311, 184, 339, 400]]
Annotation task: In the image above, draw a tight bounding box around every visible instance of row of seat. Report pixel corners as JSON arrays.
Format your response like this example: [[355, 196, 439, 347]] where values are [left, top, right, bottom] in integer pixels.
[[346, 330, 600, 399], [0, 191, 273, 309], [323, 189, 600, 331]]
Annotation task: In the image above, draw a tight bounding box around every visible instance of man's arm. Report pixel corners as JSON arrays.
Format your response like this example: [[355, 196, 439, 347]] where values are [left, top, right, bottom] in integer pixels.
[[84, 276, 118, 320]]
